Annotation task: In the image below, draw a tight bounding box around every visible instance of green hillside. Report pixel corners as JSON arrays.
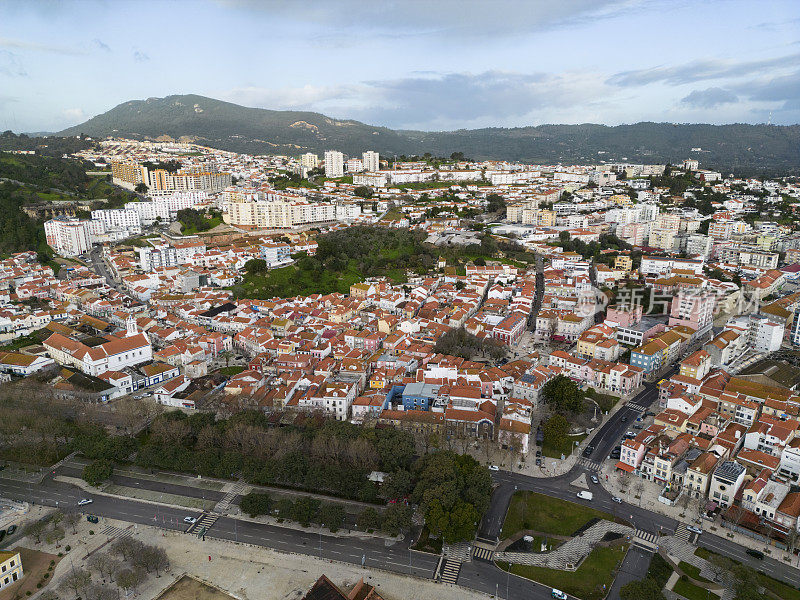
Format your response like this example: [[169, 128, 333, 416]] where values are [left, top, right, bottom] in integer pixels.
[[52, 94, 800, 175]]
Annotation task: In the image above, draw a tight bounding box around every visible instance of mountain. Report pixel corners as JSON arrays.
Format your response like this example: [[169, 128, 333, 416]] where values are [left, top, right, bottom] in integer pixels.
[[58, 94, 800, 175]]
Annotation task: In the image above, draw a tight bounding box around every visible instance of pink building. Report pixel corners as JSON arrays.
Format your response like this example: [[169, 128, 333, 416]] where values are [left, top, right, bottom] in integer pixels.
[[605, 304, 643, 328], [668, 289, 715, 332]]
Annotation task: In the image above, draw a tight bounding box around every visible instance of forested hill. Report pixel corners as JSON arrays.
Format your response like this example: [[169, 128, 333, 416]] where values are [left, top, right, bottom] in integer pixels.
[[55, 95, 800, 176]]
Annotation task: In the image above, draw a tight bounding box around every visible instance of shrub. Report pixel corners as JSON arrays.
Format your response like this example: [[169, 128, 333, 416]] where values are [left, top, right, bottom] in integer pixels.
[[65, 545, 71, 551]]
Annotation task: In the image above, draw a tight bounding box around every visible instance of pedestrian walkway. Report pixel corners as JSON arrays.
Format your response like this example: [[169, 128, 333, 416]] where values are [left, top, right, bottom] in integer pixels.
[[187, 512, 219, 535], [626, 402, 648, 412], [576, 458, 601, 472], [472, 541, 495, 562], [102, 524, 133, 540], [440, 559, 461, 584], [214, 480, 246, 514], [673, 524, 693, 543], [442, 541, 472, 563], [633, 529, 659, 551]]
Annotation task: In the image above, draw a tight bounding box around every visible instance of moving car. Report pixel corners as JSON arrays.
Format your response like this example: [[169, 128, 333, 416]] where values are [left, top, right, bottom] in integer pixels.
[[620, 415, 628, 422], [551, 590, 568, 600], [686, 526, 703, 535], [590, 475, 599, 484], [6, 525, 16, 534], [184, 516, 198, 524], [488, 465, 500, 472], [77, 498, 93, 506], [612, 497, 623, 503], [582, 445, 595, 458], [576, 491, 593, 501], [746, 549, 764, 560]]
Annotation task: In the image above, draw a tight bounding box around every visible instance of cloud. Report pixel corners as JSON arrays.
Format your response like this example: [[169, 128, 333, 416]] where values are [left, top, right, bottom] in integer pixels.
[[0, 37, 86, 56], [0, 50, 27, 77], [219, 0, 636, 40], [736, 69, 800, 111], [608, 52, 800, 87], [221, 70, 612, 129], [681, 87, 738, 108], [93, 38, 111, 52], [62, 108, 86, 121], [133, 50, 150, 62]]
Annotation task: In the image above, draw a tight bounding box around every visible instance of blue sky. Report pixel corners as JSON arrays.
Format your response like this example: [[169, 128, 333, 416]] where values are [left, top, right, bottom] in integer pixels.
[[1, 0, 799, 133]]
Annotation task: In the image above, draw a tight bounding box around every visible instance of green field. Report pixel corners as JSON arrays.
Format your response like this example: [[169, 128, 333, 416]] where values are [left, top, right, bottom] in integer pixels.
[[678, 561, 710, 583], [673, 577, 718, 600], [541, 432, 587, 459], [501, 491, 616, 539], [497, 543, 628, 600], [693, 546, 800, 600]]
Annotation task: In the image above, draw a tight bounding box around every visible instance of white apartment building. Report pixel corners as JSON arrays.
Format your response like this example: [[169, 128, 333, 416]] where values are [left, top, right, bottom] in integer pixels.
[[44, 218, 91, 256], [726, 314, 785, 353], [300, 153, 319, 170], [324, 151, 344, 178], [346, 158, 364, 173], [362, 151, 380, 172], [91, 209, 142, 235], [353, 172, 388, 187], [138, 245, 178, 271], [125, 192, 208, 225]]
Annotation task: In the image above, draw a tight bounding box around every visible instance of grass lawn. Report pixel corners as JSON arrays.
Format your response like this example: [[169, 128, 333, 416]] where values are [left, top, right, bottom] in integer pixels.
[[501, 491, 616, 539], [380, 207, 406, 221], [411, 526, 443, 555], [542, 432, 587, 459], [219, 366, 245, 377], [673, 577, 718, 600], [692, 546, 800, 600], [678, 561, 711, 583], [497, 543, 628, 600], [694, 547, 711, 560]]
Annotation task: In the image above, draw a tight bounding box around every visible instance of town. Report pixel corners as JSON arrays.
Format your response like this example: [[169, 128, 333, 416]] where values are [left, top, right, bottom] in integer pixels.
[[0, 134, 799, 600]]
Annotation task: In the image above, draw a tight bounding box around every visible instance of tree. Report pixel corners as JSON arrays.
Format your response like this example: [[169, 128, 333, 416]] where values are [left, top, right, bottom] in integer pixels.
[[357, 507, 382, 531], [730, 564, 769, 600], [62, 567, 92, 598], [134, 183, 148, 194], [708, 554, 734, 583], [382, 469, 413, 501], [318, 503, 346, 532], [89, 554, 120, 582], [244, 258, 267, 273], [64, 511, 81, 534], [141, 545, 169, 577], [619, 578, 666, 600], [46, 526, 65, 547], [291, 497, 321, 527], [115, 568, 142, 595], [240, 492, 273, 517], [353, 186, 373, 199], [485, 193, 506, 213], [85, 583, 118, 600], [542, 414, 569, 454], [111, 537, 143, 562], [381, 503, 413, 536], [25, 519, 48, 544], [83, 459, 114, 486], [541, 375, 585, 413]]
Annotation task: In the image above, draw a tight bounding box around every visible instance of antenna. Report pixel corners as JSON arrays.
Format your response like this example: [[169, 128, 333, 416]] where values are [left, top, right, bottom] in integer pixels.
[[768, 111, 772, 126]]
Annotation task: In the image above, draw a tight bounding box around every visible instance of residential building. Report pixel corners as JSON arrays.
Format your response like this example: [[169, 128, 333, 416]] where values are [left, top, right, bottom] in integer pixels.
[[362, 151, 380, 172], [324, 151, 344, 178], [0, 551, 23, 590], [709, 460, 747, 509]]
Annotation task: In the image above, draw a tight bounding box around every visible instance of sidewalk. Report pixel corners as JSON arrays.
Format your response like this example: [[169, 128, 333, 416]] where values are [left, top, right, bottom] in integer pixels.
[[599, 460, 800, 568]]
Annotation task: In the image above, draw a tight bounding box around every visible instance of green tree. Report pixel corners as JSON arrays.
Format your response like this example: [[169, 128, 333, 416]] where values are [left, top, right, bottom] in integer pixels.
[[291, 497, 321, 527], [357, 507, 382, 531], [239, 492, 272, 517], [381, 503, 412, 536], [382, 469, 413, 500], [619, 578, 666, 600], [353, 186, 373, 199], [318, 503, 346, 532], [542, 414, 569, 452], [542, 375, 585, 413], [134, 183, 148, 194], [83, 459, 113, 486], [244, 258, 267, 273]]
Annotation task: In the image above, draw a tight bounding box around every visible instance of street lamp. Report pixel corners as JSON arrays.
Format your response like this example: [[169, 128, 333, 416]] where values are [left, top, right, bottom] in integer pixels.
[[319, 525, 323, 561]]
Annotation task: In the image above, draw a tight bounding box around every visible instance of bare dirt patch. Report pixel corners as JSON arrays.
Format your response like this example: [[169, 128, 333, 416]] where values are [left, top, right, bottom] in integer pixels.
[[154, 574, 237, 600], [0, 547, 61, 600]]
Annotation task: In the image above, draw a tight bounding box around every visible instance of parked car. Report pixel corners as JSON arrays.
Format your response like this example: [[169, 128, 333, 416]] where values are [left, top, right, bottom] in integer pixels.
[[77, 498, 93, 506], [86, 515, 98, 523], [551, 590, 568, 600], [184, 516, 198, 525], [535, 450, 542, 457], [6, 525, 16, 534], [582, 445, 595, 458], [488, 465, 500, 472], [620, 415, 628, 422], [612, 497, 623, 504], [633, 424, 643, 430], [686, 526, 703, 535], [746, 549, 764, 560], [590, 475, 599, 484], [576, 491, 593, 501], [535, 458, 542, 466]]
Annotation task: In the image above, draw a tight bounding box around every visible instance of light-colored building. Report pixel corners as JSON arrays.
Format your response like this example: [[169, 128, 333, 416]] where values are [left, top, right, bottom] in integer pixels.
[[0, 551, 23, 590], [324, 150, 344, 178], [300, 153, 319, 170], [44, 218, 91, 256], [362, 151, 380, 173]]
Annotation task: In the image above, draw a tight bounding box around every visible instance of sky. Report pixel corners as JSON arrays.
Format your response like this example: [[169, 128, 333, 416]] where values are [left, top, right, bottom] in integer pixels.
[[1, 0, 799, 133]]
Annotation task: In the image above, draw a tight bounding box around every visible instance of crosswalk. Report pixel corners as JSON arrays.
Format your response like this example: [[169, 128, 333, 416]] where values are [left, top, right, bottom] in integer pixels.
[[440, 559, 461, 584], [633, 529, 659, 551], [577, 458, 602, 471], [627, 402, 648, 412], [102, 525, 132, 540], [214, 481, 245, 514], [186, 512, 219, 535], [674, 525, 692, 542], [472, 545, 495, 562]]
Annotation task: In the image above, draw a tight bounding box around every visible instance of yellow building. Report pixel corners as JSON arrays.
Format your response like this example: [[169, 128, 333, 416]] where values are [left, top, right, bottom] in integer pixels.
[[0, 551, 23, 590], [614, 255, 632, 272]]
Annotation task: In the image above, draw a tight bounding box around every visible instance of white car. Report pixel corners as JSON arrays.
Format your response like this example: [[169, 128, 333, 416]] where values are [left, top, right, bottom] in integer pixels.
[[488, 465, 500, 472], [183, 516, 197, 524], [612, 496, 623, 504], [551, 589, 568, 600], [687, 525, 703, 535], [77, 498, 93, 506]]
